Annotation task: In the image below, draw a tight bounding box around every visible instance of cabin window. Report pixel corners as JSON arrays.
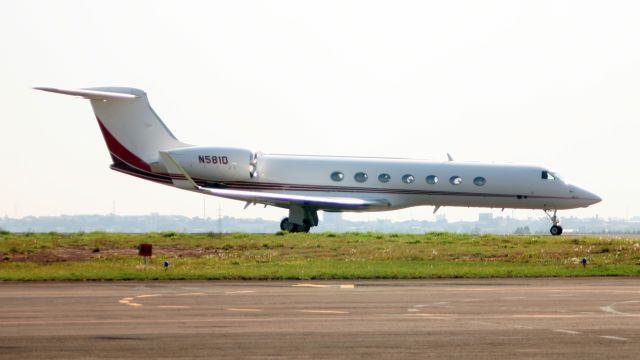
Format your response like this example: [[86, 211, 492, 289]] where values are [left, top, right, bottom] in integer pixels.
[[354, 172, 368, 183], [378, 173, 391, 183], [449, 176, 462, 185], [473, 176, 486, 186], [426, 175, 438, 184], [330, 171, 344, 182], [402, 174, 415, 184]]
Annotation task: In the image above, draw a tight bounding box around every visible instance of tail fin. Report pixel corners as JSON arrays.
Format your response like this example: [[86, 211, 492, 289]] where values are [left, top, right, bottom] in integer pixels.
[[35, 87, 189, 173]]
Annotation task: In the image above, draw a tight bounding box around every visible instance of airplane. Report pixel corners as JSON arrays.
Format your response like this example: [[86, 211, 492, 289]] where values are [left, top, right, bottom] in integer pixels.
[[35, 86, 601, 235]]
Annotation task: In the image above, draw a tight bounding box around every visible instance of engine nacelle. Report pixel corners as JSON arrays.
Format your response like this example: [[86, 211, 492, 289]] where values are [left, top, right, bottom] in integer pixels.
[[164, 146, 254, 182]]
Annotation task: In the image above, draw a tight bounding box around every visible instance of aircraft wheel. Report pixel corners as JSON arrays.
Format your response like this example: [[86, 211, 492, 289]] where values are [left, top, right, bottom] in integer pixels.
[[550, 225, 563, 236], [280, 218, 295, 232], [299, 220, 311, 233]]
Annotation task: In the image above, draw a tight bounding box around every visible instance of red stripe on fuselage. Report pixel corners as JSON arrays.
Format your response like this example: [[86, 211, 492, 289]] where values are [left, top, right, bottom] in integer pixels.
[[96, 117, 152, 172], [92, 118, 571, 202]]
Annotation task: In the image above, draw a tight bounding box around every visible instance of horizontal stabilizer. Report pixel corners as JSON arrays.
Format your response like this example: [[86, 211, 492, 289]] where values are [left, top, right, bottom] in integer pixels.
[[34, 87, 138, 100]]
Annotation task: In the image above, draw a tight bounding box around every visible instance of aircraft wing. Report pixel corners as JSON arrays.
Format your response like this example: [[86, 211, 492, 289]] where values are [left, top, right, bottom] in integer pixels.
[[202, 187, 390, 210], [158, 151, 390, 211]]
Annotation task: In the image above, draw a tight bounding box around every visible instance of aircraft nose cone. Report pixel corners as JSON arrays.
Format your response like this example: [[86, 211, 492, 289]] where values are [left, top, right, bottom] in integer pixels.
[[577, 188, 602, 206]]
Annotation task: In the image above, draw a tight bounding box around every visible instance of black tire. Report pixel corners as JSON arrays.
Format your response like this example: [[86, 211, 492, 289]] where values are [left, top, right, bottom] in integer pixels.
[[291, 223, 310, 233], [280, 218, 295, 232], [299, 220, 311, 233], [550, 225, 563, 236]]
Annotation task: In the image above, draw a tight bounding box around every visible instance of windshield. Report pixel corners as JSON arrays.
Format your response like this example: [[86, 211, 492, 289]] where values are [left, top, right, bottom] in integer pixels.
[[541, 170, 563, 181]]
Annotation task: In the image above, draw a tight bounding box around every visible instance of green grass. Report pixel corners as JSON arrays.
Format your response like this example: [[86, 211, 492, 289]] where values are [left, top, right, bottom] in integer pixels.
[[1, 231, 640, 280]]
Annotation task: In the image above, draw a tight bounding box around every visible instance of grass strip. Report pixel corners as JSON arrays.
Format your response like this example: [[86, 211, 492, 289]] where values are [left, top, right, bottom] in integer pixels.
[[1, 231, 639, 280]]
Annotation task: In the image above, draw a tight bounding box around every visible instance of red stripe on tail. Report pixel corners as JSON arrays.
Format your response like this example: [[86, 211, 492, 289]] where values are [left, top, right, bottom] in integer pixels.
[[96, 116, 152, 172]]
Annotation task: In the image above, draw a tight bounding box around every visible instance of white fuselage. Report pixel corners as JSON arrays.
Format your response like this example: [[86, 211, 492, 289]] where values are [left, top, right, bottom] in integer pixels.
[[36, 86, 601, 233], [168, 146, 600, 212]]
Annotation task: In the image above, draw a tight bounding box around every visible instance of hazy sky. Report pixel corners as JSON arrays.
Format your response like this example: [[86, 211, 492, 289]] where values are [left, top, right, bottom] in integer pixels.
[[1, 1, 638, 223]]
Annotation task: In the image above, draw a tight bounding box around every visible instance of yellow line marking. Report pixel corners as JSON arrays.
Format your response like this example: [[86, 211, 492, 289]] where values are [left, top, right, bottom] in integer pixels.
[[300, 310, 349, 314], [225, 308, 262, 312], [601, 301, 640, 316], [119, 292, 207, 308], [225, 290, 256, 294], [118, 297, 142, 306], [600, 335, 628, 341], [293, 284, 355, 289], [554, 329, 581, 335], [293, 284, 330, 288], [406, 313, 455, 316]]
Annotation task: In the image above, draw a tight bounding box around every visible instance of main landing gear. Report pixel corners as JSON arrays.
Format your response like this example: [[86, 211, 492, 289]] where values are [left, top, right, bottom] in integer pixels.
[[280, 206, 319, 233], [280, 217, 311, 233], [544, 209, 563, 236]]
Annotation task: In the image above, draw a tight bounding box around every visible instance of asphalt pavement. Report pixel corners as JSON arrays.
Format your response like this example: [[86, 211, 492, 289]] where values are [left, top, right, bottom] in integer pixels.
[[1, 278, 639, 359]]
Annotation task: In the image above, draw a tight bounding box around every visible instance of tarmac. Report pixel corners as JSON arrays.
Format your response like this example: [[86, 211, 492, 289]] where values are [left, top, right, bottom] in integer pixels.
[[1, 278, 639, 359]]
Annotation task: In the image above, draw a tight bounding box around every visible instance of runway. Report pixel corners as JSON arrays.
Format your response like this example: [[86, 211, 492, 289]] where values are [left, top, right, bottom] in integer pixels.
[[1, 278, 639, 359]]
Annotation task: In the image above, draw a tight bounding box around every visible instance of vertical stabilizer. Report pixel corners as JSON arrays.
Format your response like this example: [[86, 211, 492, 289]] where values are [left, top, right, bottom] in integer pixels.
[[35, 87, 190, 172]]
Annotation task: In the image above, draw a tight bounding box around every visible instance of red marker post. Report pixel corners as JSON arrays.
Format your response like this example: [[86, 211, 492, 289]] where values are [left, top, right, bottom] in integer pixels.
[[138, 244, 152, 269]]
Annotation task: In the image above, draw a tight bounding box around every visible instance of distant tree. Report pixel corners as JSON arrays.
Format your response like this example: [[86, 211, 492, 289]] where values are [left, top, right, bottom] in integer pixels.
[[513, 226, 531, 235]]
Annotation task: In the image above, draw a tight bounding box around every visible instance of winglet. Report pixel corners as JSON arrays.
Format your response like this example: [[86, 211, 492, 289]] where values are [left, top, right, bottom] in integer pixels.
[[158, 151, 199, 190]]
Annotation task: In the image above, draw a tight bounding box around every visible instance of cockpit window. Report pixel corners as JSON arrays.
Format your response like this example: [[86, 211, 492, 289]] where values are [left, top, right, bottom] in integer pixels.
[[541, 170, 561, 181]]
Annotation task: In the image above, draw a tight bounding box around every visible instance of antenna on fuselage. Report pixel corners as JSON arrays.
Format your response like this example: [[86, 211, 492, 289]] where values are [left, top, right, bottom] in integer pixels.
[[446, 153, 454, 161]]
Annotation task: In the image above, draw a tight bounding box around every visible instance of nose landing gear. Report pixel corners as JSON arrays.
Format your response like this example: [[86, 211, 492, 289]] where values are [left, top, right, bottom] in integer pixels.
[[544, 209, 563, 236]]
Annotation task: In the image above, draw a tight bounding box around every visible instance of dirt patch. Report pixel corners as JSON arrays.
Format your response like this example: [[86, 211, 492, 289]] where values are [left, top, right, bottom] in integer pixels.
[[0, 246, 226, 263]]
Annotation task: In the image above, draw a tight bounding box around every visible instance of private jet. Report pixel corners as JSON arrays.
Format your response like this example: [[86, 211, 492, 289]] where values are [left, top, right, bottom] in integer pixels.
[[35, 87, 601, 235]]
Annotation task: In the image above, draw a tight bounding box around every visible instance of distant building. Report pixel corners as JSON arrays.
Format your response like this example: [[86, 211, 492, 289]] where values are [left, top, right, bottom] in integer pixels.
[[1, 213, 639, 234], [478, 213, 493, 222], [435, 214, 448, 223]]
